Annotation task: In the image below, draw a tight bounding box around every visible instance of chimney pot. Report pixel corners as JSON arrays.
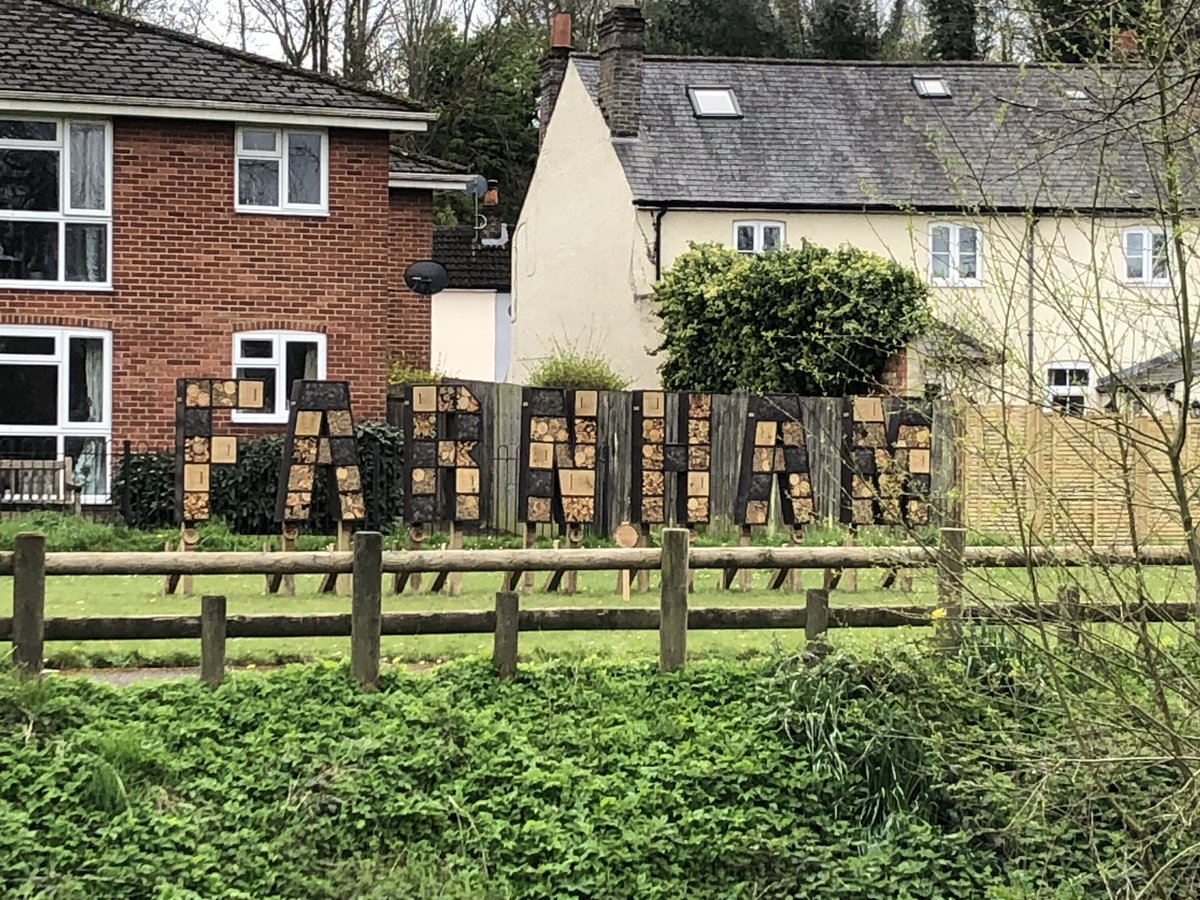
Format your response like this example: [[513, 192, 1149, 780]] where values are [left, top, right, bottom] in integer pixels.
[[551, 12, 572, 49]]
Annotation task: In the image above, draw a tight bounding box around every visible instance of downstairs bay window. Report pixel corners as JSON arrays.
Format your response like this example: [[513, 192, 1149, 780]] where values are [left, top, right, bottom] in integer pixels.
[[0, 326, 112, 499], [0, 118, 111, 287], [232, 331, 326, 423]]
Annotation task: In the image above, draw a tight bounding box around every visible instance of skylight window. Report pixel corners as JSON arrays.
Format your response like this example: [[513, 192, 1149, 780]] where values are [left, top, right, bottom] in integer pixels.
[[687, 87, 741, 118], [913, 76, 951, 99]]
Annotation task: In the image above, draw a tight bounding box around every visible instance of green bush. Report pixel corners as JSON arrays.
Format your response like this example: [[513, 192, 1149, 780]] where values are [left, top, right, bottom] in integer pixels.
[[0, 650, 1177, 898], [527, 349, 632, 391], [112, 421, 404, 534], [653, 241, 932, 394]]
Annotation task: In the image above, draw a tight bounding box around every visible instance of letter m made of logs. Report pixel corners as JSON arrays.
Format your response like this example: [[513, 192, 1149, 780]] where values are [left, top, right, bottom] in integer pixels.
[[519, 387, 599, 526], [841, 396, 933, 527], [734, 394, 815, 527]]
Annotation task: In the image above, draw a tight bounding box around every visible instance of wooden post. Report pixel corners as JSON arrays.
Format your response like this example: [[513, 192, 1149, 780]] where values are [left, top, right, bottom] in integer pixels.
[[200, 594, 227, 688], [447, 522, 464, 596], [1057, 583, 1081, 646], [636, 523, 651, 593], [12, 532, 46, 677], [805, 588, 829, 644], [394, 526, 425, 594], [840, 532, 858, 592], [164, 524, 197, 596], [266, 526, 297, 595], [336, 522, 352, 596], [565, 526, 582, 596], [493, 591, 519, 678], [543, 538, 564, 592], [351, 531, 383, 689], [936, 526, 966, 650], [522, 523, 536, 594], [737, 524, 753, 592], [319, 523, 353, 595], [659, 527, 690, 672]]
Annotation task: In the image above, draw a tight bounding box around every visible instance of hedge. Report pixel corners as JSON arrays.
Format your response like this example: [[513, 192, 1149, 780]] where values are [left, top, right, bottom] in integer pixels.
[[112, 421, 404, 534]]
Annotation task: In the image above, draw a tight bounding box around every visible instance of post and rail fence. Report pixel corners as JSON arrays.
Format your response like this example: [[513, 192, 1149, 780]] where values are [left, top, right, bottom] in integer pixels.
[[4, 530, 1198, 687]]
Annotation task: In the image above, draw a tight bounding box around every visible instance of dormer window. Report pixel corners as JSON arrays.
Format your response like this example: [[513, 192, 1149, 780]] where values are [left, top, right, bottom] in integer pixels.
[[913, 76, 951, 99], [688, 87, 741, 118]]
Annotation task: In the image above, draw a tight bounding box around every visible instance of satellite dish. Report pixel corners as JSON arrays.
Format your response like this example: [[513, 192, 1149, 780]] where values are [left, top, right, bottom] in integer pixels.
[[465, 174, 488, 198], [404, 260, 449, 296]]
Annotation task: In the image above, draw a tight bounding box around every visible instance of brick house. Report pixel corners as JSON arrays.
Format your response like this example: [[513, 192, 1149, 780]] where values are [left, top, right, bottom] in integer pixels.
[[0, 0, 470, 503]]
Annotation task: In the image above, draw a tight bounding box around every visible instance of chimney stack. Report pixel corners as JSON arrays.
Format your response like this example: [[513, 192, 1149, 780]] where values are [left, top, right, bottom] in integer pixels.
[[598, 0, 645, 138], [538, 12, 573, 147]]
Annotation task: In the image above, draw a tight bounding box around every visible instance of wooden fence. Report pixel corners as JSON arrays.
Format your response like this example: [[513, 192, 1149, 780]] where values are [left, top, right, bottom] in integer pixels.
[[386, 385, 961, 534], [961, 406, 1200, 545], [4, 531, 1196, 687]]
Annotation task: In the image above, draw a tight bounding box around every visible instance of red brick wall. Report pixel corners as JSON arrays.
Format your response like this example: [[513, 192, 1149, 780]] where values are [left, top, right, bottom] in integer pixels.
[[0, 117, 432, 448], [390, 188, 432, 369]]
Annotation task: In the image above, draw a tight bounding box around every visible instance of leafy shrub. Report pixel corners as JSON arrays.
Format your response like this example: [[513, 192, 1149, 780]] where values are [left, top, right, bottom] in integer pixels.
[[0, 653, 1173, 898], [387, 360, 444, 385], [527, 348, 632, 390], [653, 241, 932, 394], [112, 421, 404, 534]]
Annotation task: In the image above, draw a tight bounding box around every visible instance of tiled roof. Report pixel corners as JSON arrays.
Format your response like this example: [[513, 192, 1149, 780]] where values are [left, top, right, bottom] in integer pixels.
[[573, 56, 1175, 211], [1096, 343, 1200, 391], [1, 0, 421, 114], [433, 226, 511, 290], [390, 148, 469, 175]]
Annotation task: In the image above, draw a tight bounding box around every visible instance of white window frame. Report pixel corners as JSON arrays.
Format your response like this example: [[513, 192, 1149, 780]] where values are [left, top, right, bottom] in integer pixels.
[[0, 115, 113, 290], [1122, 226, 1170, 286], [231, 330, 328, 424], [1045, 361, 1091, 416], [0, 324, 113, 503], [234, 126, 329, 216], [733, 220, 785, 254], [929, 222, 982, 286], [687, 86, 742, 118]]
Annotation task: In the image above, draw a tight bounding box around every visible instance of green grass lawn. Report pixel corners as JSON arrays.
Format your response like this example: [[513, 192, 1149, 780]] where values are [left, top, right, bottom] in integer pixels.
[[4, 560, 1197, 667]]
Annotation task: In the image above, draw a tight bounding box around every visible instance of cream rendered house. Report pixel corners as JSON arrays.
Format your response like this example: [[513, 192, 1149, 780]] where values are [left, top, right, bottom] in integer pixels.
[[512, 2, 1190, 411]]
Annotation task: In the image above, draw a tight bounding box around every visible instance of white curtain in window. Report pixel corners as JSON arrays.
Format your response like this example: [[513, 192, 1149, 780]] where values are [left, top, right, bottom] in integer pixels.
[[69, 123, 106, 210], [84, 340, 103, 422], [74, 438, 103, 494], [303, 344, 317, 379]]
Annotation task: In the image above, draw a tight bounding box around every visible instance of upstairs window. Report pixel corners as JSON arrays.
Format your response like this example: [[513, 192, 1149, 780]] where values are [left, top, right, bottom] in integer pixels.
[[734, 220, 784, 254], [0, 118, 111, 287], [687, 87, 741, 118], [1123, 226, 1169, 284], [930, 223, 981, 285], [1047, 362, 1090, 416], [232, 331, 326, 423], [236, 127, 327, 214]]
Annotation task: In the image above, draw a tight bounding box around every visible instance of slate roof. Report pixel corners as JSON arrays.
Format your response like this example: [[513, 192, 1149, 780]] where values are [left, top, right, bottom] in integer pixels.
[[1096, 343, 1200, 391], [572, 56, 1180, 212], [433, 226, 512, 290], [1, 0, 421, 114], [390, 148, 469, 176]]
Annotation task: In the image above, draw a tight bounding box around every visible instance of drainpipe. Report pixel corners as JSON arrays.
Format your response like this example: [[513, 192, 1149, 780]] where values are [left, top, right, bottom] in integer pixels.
[[653, 206, 669, 280], [1027, 215, 1039, 402]]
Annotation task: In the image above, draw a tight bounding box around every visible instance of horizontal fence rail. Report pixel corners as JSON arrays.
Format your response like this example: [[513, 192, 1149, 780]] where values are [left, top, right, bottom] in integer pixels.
[[1, 602, 1194, 644], [4, 528, 1198, 687], [0, 545, 1196, 577]]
